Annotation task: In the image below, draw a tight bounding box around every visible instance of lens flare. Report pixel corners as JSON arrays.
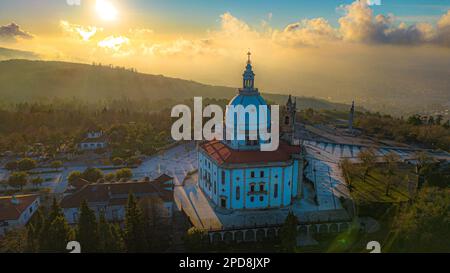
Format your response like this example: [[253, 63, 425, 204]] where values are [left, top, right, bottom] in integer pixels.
[[95, 0, 118, 21]]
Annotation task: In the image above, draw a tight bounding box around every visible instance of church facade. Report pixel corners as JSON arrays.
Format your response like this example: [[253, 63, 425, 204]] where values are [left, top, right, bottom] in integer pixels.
[[198, 53, 304, 210]]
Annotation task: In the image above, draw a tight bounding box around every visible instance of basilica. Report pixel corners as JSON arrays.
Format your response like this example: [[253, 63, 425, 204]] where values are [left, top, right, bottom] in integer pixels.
[[198, 53, 304, 210]]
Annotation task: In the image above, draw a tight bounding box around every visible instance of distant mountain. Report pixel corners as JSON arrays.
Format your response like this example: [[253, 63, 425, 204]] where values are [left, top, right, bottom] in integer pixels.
[[0, 59, 350, 111], [0, 47, 39, 61]]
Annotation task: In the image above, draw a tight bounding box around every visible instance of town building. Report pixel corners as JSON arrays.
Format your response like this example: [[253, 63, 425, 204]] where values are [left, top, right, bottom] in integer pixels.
[[60, 174, 174, 224], [197, 53, 304, 210], [0, 194, 40, 236], [79, 129, 108, 151]]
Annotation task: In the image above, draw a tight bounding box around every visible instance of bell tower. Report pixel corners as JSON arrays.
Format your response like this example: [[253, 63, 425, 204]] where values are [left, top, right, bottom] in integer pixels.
[[281, 95, 296, 143]]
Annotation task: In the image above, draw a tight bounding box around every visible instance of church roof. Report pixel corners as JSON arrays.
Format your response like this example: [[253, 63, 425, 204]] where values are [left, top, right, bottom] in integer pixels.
[[199, 140, 301, 165], [60, 174, 174, 208]]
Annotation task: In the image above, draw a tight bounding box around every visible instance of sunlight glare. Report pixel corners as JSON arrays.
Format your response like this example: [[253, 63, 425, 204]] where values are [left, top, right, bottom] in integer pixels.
[[96, 0, 118, 21]]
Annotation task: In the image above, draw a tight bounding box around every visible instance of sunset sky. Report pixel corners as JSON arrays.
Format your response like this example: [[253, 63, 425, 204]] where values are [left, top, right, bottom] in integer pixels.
[[1, 0, 449, 105]]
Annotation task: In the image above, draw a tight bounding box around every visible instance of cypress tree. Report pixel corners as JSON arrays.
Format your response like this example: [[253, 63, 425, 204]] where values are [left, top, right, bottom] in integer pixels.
[[76, 200, 99, 252], [46, 216, 73, 252], [39, 198, 67, 252], [279, 211, 299, 252], [124, 193, 147, 252], [98, 213, 124, 253]]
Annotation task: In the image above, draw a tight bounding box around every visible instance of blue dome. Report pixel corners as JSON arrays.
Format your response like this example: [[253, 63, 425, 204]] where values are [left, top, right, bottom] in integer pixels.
[[224, 53, 271, 150], [229, 93, 267, 108]]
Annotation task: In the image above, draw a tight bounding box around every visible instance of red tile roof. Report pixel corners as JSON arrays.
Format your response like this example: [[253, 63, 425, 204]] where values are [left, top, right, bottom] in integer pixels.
[[60, 174, 174, 209], [199, 140, 301, 165], [0, 194, 39, 221]]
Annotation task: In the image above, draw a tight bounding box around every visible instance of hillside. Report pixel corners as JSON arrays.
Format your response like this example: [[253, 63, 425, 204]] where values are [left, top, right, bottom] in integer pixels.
[[0, 47, 39, 61], [0, 59, 350, 111]]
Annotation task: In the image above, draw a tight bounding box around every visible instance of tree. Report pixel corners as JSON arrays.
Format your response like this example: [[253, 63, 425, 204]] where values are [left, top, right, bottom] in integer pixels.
[[26, 208, 44, 252], [5, 161, 18, 171], [383, 152, 400, 196], [279, 211, 298, 252], [407, 114, 422, 125], [124, 193, 147, 252], [184, 227, 207, 252], [357, 148, 377, 183], [392, 187, 450, 252], [126, 156, 142, 166], [76, 200, 99, 252], [31, 176, 44, 189], [105, 173, 116, 182], [413, 151, 434, 189], [39, 198, 73, 252], [50, 160, 63, 170], [112, 157, 124, 166], [436, 115, 443, 125], [68, 171, 82, 186], [45, 216, 73, 253], [0, 228, 28, 253], [82, 167, 104, 182], [414, 151, 433, 172], [98, 213, 124, 252], [140, 196, 168, 251], [339, 158, 356, 190], [115, 168, 133, 180], [420, 162, 450, 188], [8, 172, 28, 190], [17, 158, 37, 171]]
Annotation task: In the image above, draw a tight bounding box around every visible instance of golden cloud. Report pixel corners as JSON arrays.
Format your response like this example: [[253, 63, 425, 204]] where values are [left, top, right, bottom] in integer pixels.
[[60, 20, 101, 42]]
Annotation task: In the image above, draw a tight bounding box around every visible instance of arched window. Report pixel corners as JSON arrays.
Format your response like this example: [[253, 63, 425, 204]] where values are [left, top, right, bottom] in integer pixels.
[[285, 116, 290, 125], [221, 171, 226, 185], [236, 186, 240, 200]]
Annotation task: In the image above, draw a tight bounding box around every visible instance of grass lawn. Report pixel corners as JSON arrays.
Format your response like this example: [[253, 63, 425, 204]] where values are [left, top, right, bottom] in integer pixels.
[[349, 165, 417, 203]]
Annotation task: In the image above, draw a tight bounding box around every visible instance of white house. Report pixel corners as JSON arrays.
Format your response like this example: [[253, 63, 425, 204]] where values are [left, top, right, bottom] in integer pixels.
[[60, 174, 174, 225], [0, 194, 40, 236], [79, 130, 108, 151]]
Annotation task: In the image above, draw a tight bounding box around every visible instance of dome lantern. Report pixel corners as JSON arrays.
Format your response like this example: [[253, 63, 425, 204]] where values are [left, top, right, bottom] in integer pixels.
[[241, 51, 257, 93]]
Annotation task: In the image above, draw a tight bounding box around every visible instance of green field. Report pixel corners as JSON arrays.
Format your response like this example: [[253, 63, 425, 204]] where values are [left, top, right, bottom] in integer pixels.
[[349, 165, 417, 203]]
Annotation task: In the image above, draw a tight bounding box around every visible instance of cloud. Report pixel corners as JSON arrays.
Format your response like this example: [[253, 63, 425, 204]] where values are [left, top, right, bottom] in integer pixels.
[[273, 18, 339, 47], [97, 35, 132, 57], [217, 12, 261, 39], [0, 23, 33, 42], [338, 1, 445, 45], [60, 20, 101, 41], [143, 38, 216, 56], [436, 10, 450, 46]]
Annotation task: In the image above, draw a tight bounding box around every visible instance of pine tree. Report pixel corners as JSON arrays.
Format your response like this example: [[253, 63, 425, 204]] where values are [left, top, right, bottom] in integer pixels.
[[124, 193, 147, 252], [39, 198, 73, 252], [46, 216, 73, 252], [26, 208, 44, 252], [76, 200, 99, 252], [98, 213, 124, 252], [279, 211, 298, 252]]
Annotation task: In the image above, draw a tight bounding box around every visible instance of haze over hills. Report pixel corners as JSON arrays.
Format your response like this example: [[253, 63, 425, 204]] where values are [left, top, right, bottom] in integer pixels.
[[0, 47, 39, 61], [0, 59, 351, 111]]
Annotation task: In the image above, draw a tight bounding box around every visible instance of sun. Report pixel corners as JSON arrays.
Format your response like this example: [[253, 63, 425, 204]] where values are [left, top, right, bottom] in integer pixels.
[[96, 0, 118, 21]]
